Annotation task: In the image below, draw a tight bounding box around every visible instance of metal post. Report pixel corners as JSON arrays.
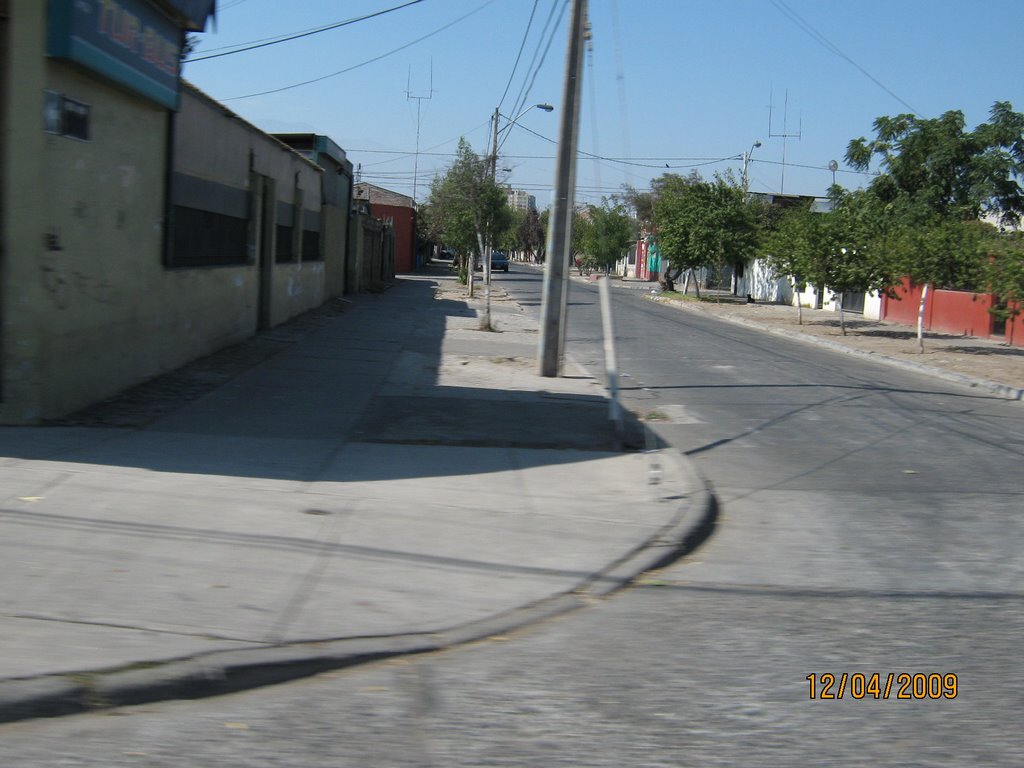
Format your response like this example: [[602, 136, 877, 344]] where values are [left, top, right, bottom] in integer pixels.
[[538, 0, 587, 377]]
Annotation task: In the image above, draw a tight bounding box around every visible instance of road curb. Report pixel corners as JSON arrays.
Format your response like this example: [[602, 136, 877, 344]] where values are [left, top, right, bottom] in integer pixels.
[[649, 295, 1024, 403], [0, 450, 716, 726]]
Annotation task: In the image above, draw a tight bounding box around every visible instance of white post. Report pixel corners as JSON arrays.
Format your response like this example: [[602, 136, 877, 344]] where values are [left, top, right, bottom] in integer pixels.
[[599, 276, 623, 444]]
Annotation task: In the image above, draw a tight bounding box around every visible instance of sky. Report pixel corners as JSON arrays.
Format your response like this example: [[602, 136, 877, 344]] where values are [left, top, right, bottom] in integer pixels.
[[181, 0, 1024, 208]]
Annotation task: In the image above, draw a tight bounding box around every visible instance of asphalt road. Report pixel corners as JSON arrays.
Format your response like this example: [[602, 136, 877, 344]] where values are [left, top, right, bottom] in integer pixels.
[[4, 267, 1022, 765]]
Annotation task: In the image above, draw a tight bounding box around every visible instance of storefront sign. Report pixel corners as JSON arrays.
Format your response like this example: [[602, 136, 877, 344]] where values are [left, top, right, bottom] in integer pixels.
[[47, 0, 183, 109]]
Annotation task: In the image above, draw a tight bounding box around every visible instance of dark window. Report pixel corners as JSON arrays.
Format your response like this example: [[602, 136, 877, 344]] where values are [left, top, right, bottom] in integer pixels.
[[276, 225, 294, 262], [43, 91, 90, 140], [170, 206, 248, 267], [302, 230, 321, 261]]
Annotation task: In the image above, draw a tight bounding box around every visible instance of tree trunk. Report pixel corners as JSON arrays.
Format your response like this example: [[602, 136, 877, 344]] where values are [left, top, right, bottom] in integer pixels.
[[691, 269, 701, 299], [838, 293, 846, 336], [917, 283, 929, 354], [795, 280, 803, 325]]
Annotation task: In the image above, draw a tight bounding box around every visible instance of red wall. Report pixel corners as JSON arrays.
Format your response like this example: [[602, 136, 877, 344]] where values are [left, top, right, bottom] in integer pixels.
[[636, 239, 650, 280], [881, 278, 1023, 345], [372, 204, 416, 273]]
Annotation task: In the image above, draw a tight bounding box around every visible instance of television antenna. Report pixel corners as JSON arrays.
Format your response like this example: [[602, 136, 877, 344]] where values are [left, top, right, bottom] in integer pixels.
[[768, 87, 801, 194], [406, 61, 434, 204]]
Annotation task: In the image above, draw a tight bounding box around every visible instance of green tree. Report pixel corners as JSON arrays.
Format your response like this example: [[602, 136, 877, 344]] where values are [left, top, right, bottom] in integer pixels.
[[845, 101, 1024, 350], [761, 190, 899, 334], [984, 229, 1024, 328], [653, 172, 759, 296], [579, 200, 635, 274], [423, 138, 511, 301], [520, 207, 546, 262]]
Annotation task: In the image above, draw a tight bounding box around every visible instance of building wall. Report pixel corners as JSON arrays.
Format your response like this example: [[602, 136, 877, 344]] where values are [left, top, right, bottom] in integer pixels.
[[0, 6, 344, 423], [372, 203, 415, 273], [1, 0, 48, 421]]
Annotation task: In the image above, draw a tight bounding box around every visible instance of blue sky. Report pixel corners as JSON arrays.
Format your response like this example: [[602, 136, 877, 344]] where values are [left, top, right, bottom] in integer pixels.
[[182, 0, 1024, 207]]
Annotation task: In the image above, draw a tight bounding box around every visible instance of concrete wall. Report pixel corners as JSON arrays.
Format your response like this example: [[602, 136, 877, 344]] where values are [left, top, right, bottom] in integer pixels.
[[174, 85, 326, 329], [0, 0, 47, 421], [2, 1, 186, 421], [0, 7, 347, 423]]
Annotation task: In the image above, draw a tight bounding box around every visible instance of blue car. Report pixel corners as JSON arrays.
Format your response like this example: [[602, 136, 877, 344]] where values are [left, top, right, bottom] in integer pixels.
[[476, 251, 509, 272]]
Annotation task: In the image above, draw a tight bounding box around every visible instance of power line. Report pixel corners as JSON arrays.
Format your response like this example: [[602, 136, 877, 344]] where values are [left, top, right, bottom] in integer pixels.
[[497, 0, 541, 112], [509, 0, 564, 120], [221, 0, 499, 101], [769, 0, 920, 116], [187, 0, 424, 62]]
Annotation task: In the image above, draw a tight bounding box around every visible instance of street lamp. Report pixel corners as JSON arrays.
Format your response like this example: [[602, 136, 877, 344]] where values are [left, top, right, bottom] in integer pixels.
[[490, 103, 554, 177], [742, 139, 762, 193]]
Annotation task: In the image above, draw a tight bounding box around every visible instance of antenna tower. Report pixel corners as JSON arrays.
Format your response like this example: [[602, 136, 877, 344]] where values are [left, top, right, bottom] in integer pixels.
[[406, 61, 434, 204], [768, 87, 802, 194]]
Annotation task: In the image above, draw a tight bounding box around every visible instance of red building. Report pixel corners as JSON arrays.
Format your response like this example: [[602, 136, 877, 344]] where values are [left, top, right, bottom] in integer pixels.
[[354, 183, 417, 273]]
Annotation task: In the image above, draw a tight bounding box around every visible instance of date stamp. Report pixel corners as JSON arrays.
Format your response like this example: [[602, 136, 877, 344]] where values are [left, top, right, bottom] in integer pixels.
[[807, 673, 958, 700]]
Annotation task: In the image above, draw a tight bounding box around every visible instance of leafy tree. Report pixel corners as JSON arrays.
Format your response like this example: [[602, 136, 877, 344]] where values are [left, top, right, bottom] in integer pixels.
[[619, 185, 657, 233], [845, 102, 1024, 349], [653, 172, 759, 295], [762, 202, 826, 325], [579, 200, 635, 274], [762, 190, 899, 334], [513, 207, 545, 262], [500, 208, 525, 255], [984, 229, 1024, 329], [423, 138, 510, 299]]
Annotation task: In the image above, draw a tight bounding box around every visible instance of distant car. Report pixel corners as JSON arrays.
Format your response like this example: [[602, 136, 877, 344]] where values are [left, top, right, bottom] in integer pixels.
[[475, 251, 510, 272]]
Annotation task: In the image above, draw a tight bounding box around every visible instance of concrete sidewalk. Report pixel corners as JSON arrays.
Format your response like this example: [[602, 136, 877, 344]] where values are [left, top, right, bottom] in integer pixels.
[[0, 267, 713, 723]]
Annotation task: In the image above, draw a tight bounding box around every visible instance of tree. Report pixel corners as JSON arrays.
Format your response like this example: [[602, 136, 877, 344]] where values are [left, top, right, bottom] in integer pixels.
[[579, 200, 635, 274], [761, 190, 899, 334], [845, 102, 1024, 350], [423, 139, 510, 305], [984, 229, 1024, 329], [511, 207, 545, 262], [653, 172, 760, 296]]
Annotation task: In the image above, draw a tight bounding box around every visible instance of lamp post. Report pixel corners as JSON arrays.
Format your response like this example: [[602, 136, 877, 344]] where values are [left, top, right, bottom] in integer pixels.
[[742, 139, 762, 194], [479, 102, 553, 330], [489, 103, 554, 179], [484, 102, 553, 282]]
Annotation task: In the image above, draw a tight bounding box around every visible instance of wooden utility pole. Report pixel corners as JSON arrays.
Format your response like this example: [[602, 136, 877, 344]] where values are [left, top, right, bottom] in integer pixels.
[[538, 0, 587, 377]]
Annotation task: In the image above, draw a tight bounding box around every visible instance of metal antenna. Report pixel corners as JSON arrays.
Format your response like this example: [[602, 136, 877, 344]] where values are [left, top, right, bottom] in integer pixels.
[[768, 87, 802, 194], [406, 60, 434, 204]]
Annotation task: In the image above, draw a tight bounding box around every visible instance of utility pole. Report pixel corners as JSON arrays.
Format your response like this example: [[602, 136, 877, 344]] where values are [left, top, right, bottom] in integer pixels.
[[481, 107, 500, 329], [489, 106, 500, 179], [538, 0, 587, 377]]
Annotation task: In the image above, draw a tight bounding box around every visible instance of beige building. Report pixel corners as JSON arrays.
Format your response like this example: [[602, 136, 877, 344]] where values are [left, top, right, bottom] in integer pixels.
[[0, 0, 356, 424], [506, 187, 537, 213]]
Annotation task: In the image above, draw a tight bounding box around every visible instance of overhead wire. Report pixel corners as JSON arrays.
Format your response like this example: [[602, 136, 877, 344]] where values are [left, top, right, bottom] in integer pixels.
[[221, 0, 499, 101], [187, 0, 424, 62], [508, 0, 565, 122], [769, 0, 920, 116], [497, 0, 541, 113]]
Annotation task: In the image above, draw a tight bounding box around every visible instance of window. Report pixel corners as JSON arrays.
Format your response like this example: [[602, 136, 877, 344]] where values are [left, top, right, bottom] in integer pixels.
[[302, 229, 321, 261], [170, 206, 248, 267], [43, 91, 91, 141], [276, 225, 294, 263]]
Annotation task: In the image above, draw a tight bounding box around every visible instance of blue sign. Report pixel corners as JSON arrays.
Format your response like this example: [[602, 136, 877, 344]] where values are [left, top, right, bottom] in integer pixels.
[[47, 0, 183, 109]]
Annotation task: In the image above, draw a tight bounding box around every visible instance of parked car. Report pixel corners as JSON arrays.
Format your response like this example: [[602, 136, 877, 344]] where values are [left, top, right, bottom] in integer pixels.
[[475, 251, 510, 272]]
